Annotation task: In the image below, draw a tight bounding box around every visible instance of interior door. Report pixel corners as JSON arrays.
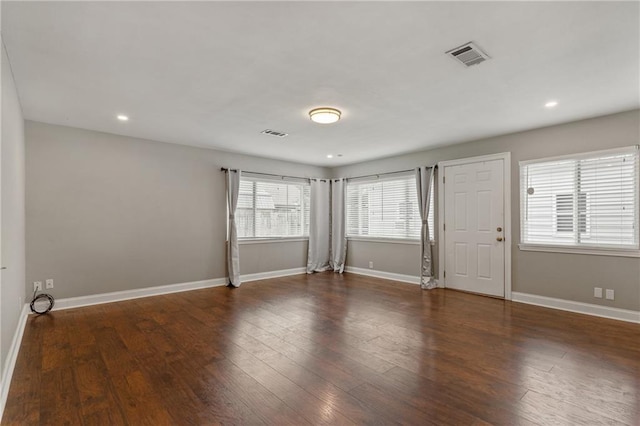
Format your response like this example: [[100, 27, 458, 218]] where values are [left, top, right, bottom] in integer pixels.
[[444, 159, 505, 297]]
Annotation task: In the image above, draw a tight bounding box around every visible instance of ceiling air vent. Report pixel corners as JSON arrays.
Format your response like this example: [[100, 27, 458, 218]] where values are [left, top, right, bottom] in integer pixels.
[[261, 129, 288, 138], [446, 42, 490, 67]]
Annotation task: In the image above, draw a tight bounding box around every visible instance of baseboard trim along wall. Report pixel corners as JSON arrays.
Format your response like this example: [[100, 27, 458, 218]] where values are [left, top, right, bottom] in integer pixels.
[[0, 304, 30, 422], [345, 266, 420, 285], [53, 277, 229, 311], [53, 268, 308, 312], [512, 292, 640, 324], [240, 267, 306, 283]]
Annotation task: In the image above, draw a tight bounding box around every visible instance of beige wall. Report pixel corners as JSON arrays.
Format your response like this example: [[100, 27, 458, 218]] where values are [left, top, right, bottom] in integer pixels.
[[25, 121, 328, 299], [333, 110, 640, 311], [346, 240, 420, 277], [1, 40, 26, 376], [239, 240, 308, 275]]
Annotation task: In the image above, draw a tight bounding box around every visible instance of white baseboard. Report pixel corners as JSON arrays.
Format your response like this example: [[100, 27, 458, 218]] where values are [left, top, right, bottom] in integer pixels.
[[53, 267, 307, 312], [0, 304, 30, 423], [512, 292, 640, 324], [345, 266, 420, 285], [53, 277, 228, 311], [241, 267, 306, 283]]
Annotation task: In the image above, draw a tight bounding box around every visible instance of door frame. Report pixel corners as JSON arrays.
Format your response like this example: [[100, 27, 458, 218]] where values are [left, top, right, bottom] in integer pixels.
[[437, 152, 512, 300]]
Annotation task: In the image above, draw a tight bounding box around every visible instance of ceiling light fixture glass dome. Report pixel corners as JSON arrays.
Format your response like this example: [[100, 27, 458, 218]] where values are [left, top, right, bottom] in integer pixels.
[[309, 107, 341, 124]]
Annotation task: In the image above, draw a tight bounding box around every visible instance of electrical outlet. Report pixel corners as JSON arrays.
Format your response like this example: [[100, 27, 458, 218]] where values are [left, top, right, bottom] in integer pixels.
[[594, 287, 603, 298], [33, 281, 42, 292], [45, 279, 54, 289], [605, 289, 615, 300], [368, 261, 374, 269]]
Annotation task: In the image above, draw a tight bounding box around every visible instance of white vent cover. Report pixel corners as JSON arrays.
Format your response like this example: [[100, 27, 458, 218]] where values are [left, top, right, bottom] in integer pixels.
[[446, 42, 490, 67], [261, 129, 288, 138]]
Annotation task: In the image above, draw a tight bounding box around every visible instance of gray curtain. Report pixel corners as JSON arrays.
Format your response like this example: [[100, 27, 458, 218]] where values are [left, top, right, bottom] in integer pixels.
[[416, 166, 437, 289], [307, 179, 331, 273], [330, 178, 347, 273], [226, 169, 241, 287]]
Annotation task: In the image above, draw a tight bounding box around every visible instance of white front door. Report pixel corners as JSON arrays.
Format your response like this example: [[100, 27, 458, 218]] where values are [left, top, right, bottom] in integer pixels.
[[443, 159, 505, 297]]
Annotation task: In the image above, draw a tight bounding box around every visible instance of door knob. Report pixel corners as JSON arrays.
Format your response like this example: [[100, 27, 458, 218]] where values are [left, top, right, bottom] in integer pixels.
[[497, 227, 502, 232], [496, 237, 503, 242]]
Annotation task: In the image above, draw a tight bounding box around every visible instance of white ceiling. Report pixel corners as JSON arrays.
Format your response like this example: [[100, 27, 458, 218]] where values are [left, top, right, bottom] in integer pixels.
[[3, 1, 639, 166]]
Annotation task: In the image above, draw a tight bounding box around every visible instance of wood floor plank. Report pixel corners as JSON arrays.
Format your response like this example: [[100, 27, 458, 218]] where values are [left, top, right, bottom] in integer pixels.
[[163, 356, 266, 425], [347, 382, 443, 426], [516, 364, 637, 424], [236, 316, 365, 392], [223, 343, 357, 425], [381, 365, 536, 426], [39, 367, 83, 426], [203, 359, 311, 426], [3, 272, 639, 425], [235, 341, 385, 425], [518, 389, 629, 426], [74, 359, 126, 424]]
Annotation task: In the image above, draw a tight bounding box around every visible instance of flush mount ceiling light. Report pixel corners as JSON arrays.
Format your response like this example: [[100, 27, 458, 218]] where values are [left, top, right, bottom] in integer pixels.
[[545, 101, 558, 108], [309, 107, 341, 124], [117, 114, 129, 121]]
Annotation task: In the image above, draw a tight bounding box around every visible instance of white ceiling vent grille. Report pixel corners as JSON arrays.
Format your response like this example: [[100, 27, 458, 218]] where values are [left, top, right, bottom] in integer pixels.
[[446, 42, 490, 67], [261, 129, 288, 138]]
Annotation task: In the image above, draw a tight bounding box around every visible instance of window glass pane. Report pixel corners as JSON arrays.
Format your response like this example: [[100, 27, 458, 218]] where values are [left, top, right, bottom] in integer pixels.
[[237, 180, 255, 238], [521, 147, 639, 250], [237, 177, 309, 238], [347, 174, 429, 240]]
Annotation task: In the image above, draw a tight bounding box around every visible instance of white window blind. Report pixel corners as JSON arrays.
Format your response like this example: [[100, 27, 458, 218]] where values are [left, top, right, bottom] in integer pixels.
[[347, 173, 434, 240], [237, 176, 310, 239], [520, 146, 639, 251]]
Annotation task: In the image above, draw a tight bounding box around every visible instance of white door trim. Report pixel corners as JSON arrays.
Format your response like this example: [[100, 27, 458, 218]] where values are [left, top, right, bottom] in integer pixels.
[[437, 152, 512, 300]]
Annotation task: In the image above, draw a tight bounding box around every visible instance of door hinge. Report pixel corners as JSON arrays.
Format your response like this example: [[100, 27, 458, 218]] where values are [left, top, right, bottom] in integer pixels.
[[443, 176, 445, 184], [443, 223, 446, 231], [444, 271, 446, 278]]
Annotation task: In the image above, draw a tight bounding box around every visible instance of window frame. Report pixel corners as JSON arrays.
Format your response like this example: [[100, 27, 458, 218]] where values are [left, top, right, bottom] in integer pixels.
[[519, 146, 640, 258], [345, 172, 434, 243], [236, 175, 311, 243]]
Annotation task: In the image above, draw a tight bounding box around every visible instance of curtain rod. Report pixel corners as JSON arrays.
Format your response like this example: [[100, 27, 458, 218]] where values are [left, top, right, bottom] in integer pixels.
[[220, 167, 311, 181], [221, 164, 437, 182], [345, 165, 437, 181]]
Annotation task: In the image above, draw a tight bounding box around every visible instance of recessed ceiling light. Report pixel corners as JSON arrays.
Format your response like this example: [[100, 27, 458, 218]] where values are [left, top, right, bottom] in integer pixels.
[[117, 114, 129, 121], [545, 101, 558, 108], [327, 154, 334, 159], [309, 107, 341, 124]]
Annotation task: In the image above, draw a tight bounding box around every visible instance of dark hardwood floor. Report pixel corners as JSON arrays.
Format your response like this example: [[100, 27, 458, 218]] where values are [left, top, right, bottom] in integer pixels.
[[3, 272, 640, 425]]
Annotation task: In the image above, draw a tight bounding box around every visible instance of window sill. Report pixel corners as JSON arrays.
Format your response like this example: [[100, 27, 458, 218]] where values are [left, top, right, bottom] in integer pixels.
[[518, 243, 640, 258], [347, 237, 431, 246], [239, 237, 309, 245]]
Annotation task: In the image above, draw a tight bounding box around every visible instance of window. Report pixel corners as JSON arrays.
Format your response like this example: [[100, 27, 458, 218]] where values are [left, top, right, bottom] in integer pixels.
[[346, 173, 434, 241], [520, 146, 639, 254], [555, 192, 587, 233], [237, 176, 310, 239]]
